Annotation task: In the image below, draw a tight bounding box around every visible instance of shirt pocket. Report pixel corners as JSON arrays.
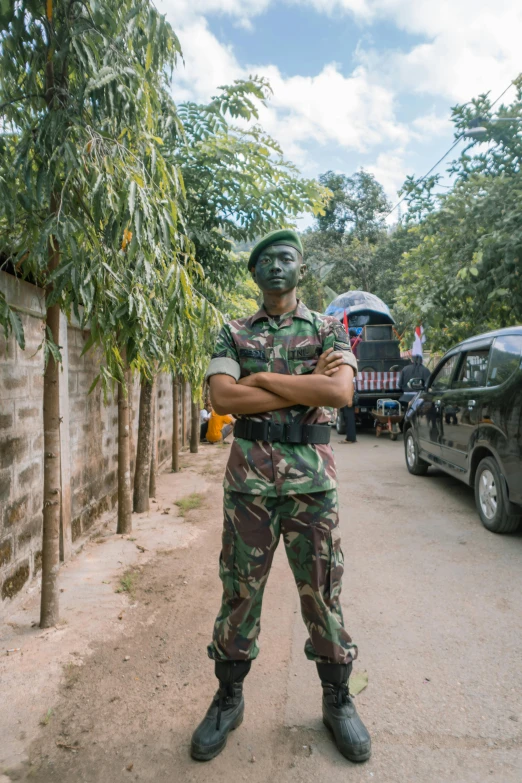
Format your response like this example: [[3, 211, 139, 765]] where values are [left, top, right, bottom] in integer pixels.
[[288, 345, 321, 375], [238, 347, 269, 377]]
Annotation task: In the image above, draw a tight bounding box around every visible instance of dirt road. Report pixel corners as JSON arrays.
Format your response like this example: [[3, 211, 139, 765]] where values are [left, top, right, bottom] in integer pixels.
[[18, 434, 522, 781]]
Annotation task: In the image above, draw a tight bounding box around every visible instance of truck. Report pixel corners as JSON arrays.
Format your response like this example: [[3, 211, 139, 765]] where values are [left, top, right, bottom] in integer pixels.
[[323, 291, 410, 433]]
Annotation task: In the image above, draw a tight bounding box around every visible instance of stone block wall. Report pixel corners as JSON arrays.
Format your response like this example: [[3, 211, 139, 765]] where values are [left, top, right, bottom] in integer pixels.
[[67, 327, 121, 542], [0, 272, 187, 609], [0, 278, 45, 602]]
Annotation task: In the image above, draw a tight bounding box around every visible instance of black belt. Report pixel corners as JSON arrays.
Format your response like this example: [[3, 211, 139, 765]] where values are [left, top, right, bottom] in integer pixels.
[[233, 420, 331, 445]]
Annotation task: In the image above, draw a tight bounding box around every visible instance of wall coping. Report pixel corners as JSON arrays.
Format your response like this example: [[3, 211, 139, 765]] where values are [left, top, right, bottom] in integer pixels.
[[0, 271, 45, 319], [0, 270, 85, 328]]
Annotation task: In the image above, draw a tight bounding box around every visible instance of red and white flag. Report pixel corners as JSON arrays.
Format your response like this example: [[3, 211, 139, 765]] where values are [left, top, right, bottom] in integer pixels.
[[412, 325, 426, 357]]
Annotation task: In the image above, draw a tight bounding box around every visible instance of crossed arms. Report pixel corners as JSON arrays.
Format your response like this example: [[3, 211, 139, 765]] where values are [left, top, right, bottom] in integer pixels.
[[210, 349, 354, 416]]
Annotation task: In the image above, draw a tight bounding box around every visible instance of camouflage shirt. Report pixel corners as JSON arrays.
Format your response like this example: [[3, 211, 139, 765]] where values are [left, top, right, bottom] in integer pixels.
[[206, 300, 358, 497]]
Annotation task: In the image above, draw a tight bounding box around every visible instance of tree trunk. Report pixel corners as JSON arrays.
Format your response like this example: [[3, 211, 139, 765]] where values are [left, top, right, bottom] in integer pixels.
[[40, 296, 62, 627], [117, 366, 132, 534], [128, 373, 136, 490], [40, 195, 62, 628], [149, 383, 157, 498], [171, 375, 180, 473], [190, 399, 199, 454], [182, 379, 189, 448], [133, 376, 155, 513], [40, 6, 62, 628]]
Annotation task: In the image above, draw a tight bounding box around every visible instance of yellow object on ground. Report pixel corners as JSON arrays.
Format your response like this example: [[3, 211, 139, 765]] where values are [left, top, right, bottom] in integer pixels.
[[206, 412, 233, 443]]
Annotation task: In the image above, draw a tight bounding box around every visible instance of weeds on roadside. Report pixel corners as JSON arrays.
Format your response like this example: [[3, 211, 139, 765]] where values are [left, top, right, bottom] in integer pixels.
[[40, 708, 53, 726], [175, 493, 205, 517], [116, 569, 140, 598]]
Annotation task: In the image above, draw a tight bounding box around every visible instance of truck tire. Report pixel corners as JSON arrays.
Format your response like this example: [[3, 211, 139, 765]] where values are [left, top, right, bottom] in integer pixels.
[[474, 457, 521, 534], [336, 410, 346, 435], [404, 430, 429, 476]]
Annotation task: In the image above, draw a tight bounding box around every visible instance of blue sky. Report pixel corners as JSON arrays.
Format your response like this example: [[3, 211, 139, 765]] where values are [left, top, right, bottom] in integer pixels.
[[158, 0, 521, 222]]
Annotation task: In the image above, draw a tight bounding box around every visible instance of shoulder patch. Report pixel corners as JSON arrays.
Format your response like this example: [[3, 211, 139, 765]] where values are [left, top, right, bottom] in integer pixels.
[[211, 348, 229, 359], [331, 320, 350, 345]]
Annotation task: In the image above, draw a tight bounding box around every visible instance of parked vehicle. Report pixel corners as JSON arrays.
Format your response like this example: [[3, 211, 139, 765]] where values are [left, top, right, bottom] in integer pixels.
[[403, 327, 522, 533], [324, 291, 409, 432]]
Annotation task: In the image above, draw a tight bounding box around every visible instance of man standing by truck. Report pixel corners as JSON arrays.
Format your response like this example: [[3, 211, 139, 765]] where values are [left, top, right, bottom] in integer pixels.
[[399, 354, 430, 392], [190, 229, 371, 765]]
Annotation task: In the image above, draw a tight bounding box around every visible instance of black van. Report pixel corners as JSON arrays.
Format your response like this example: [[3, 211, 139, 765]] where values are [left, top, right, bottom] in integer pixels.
[[403, 327, 522, 533]]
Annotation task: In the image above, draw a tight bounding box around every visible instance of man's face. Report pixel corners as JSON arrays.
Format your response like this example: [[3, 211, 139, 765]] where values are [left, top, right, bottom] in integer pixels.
[[251, 244, 306, 293]]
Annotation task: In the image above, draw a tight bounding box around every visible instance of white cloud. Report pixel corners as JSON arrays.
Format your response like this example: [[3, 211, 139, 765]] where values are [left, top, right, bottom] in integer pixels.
[[297, 0, 522, 103], [161, 9, 408, 171], [411, 112, 453, 139], [170, 17, 241, 103], [367, 150, 408, 201], [157, 0, 522, 203], [159, 0, 270, 27]]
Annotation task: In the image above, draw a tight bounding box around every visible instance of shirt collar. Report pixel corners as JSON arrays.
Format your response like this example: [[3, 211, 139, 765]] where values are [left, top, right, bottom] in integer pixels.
[[250, 299, 314, 325]]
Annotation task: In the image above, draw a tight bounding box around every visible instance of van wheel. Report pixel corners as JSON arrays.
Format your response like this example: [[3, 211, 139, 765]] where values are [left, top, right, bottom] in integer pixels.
[[336, 411, 346, 435], [404, 430, 429, 475], [474, 457, 521, 534]]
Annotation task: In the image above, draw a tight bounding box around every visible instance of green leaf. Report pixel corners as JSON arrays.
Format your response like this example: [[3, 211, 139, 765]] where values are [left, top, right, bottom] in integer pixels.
[[8, 308, 25, 350], [145, 43, 153, 72]]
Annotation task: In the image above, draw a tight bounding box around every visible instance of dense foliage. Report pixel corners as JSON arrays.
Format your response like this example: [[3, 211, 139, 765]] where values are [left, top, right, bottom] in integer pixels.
[[171, 78, 328, 311], [0, 4, 327, 391], [396, 79, 522, 351], [300, 83, 522, 352]]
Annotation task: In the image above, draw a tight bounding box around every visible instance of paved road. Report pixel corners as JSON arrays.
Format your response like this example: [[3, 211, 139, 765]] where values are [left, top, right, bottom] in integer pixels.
[[27, 433, 522, 782]]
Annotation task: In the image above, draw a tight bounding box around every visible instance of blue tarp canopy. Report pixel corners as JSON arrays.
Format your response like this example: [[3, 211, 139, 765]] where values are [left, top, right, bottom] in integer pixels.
[[324, 290, 395, 325]]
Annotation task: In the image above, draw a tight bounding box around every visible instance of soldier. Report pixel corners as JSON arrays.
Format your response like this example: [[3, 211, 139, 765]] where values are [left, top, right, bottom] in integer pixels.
[[190, 229, 371, 763]]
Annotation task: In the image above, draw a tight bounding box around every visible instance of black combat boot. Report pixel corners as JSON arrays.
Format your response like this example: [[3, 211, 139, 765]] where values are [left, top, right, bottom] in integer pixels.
[[190, 660, 251, 761], [317, 662, 372, 763]]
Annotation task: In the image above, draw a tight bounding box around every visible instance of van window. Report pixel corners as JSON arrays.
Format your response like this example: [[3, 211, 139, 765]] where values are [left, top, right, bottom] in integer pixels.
[[454, 349, 490, 389], [487, 335, 522, 386]]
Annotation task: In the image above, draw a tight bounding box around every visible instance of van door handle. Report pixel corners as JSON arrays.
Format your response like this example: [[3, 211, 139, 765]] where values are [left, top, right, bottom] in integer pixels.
[[468, 399, 476, 409]]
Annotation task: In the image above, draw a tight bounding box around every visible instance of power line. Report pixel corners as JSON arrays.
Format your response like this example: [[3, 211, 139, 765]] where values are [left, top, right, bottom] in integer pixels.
[[386, 74, 519, 221], [489, 78, 517, 110]]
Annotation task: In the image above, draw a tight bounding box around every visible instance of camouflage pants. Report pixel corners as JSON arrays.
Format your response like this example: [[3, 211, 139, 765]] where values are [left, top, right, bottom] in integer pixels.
[[208, 490, 357, 665]]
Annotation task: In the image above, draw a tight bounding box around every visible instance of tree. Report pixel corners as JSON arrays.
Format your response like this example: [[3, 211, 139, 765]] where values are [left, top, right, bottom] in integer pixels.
[[0, 0, 191, 623], [316, 169, 390, 241], [162, 79, 329, 425], [167, 79, 327, 330], [301, 170, 392, 308], [396, 78, 522, 351], [134, 377, 155, 513]]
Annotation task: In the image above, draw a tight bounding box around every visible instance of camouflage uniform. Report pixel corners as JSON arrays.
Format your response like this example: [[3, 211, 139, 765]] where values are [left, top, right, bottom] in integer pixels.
[[206, 300, 358, 665]]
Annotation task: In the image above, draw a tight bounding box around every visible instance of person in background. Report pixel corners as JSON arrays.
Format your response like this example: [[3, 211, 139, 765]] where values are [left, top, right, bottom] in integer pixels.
[[338, 374, 357, 444], [200, 403, 211, 441], [206, 409, 235, 444], [399, 354, 430, 392]]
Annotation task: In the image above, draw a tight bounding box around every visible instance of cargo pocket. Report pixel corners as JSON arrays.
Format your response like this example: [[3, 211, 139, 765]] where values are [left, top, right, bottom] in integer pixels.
[[325, 526, 344, 606], [219, 522, 239, 600]]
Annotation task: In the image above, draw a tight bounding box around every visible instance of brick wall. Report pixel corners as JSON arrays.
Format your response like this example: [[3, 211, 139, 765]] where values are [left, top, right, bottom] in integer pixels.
[[0, 273, 183, 609]]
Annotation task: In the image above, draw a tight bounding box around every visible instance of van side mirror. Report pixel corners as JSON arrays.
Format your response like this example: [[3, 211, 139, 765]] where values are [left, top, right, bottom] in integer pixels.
[[409, 378, 425, 390]]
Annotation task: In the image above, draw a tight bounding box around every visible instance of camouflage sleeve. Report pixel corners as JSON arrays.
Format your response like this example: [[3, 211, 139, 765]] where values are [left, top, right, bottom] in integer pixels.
[[322, 317, 358, 376], [205, 324, 240, 382]]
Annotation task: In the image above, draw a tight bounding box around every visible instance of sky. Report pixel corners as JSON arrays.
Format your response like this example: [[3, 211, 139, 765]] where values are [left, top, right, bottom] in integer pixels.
[[157, 0, 522, 223]]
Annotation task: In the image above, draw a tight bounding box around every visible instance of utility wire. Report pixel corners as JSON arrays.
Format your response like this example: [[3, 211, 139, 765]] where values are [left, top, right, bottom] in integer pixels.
[[489, 78, 517, 110], [385, 75, 518, 220]]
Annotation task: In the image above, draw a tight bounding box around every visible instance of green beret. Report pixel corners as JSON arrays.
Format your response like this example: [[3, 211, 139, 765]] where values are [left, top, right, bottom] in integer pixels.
[[248, 229, 303, 271]]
